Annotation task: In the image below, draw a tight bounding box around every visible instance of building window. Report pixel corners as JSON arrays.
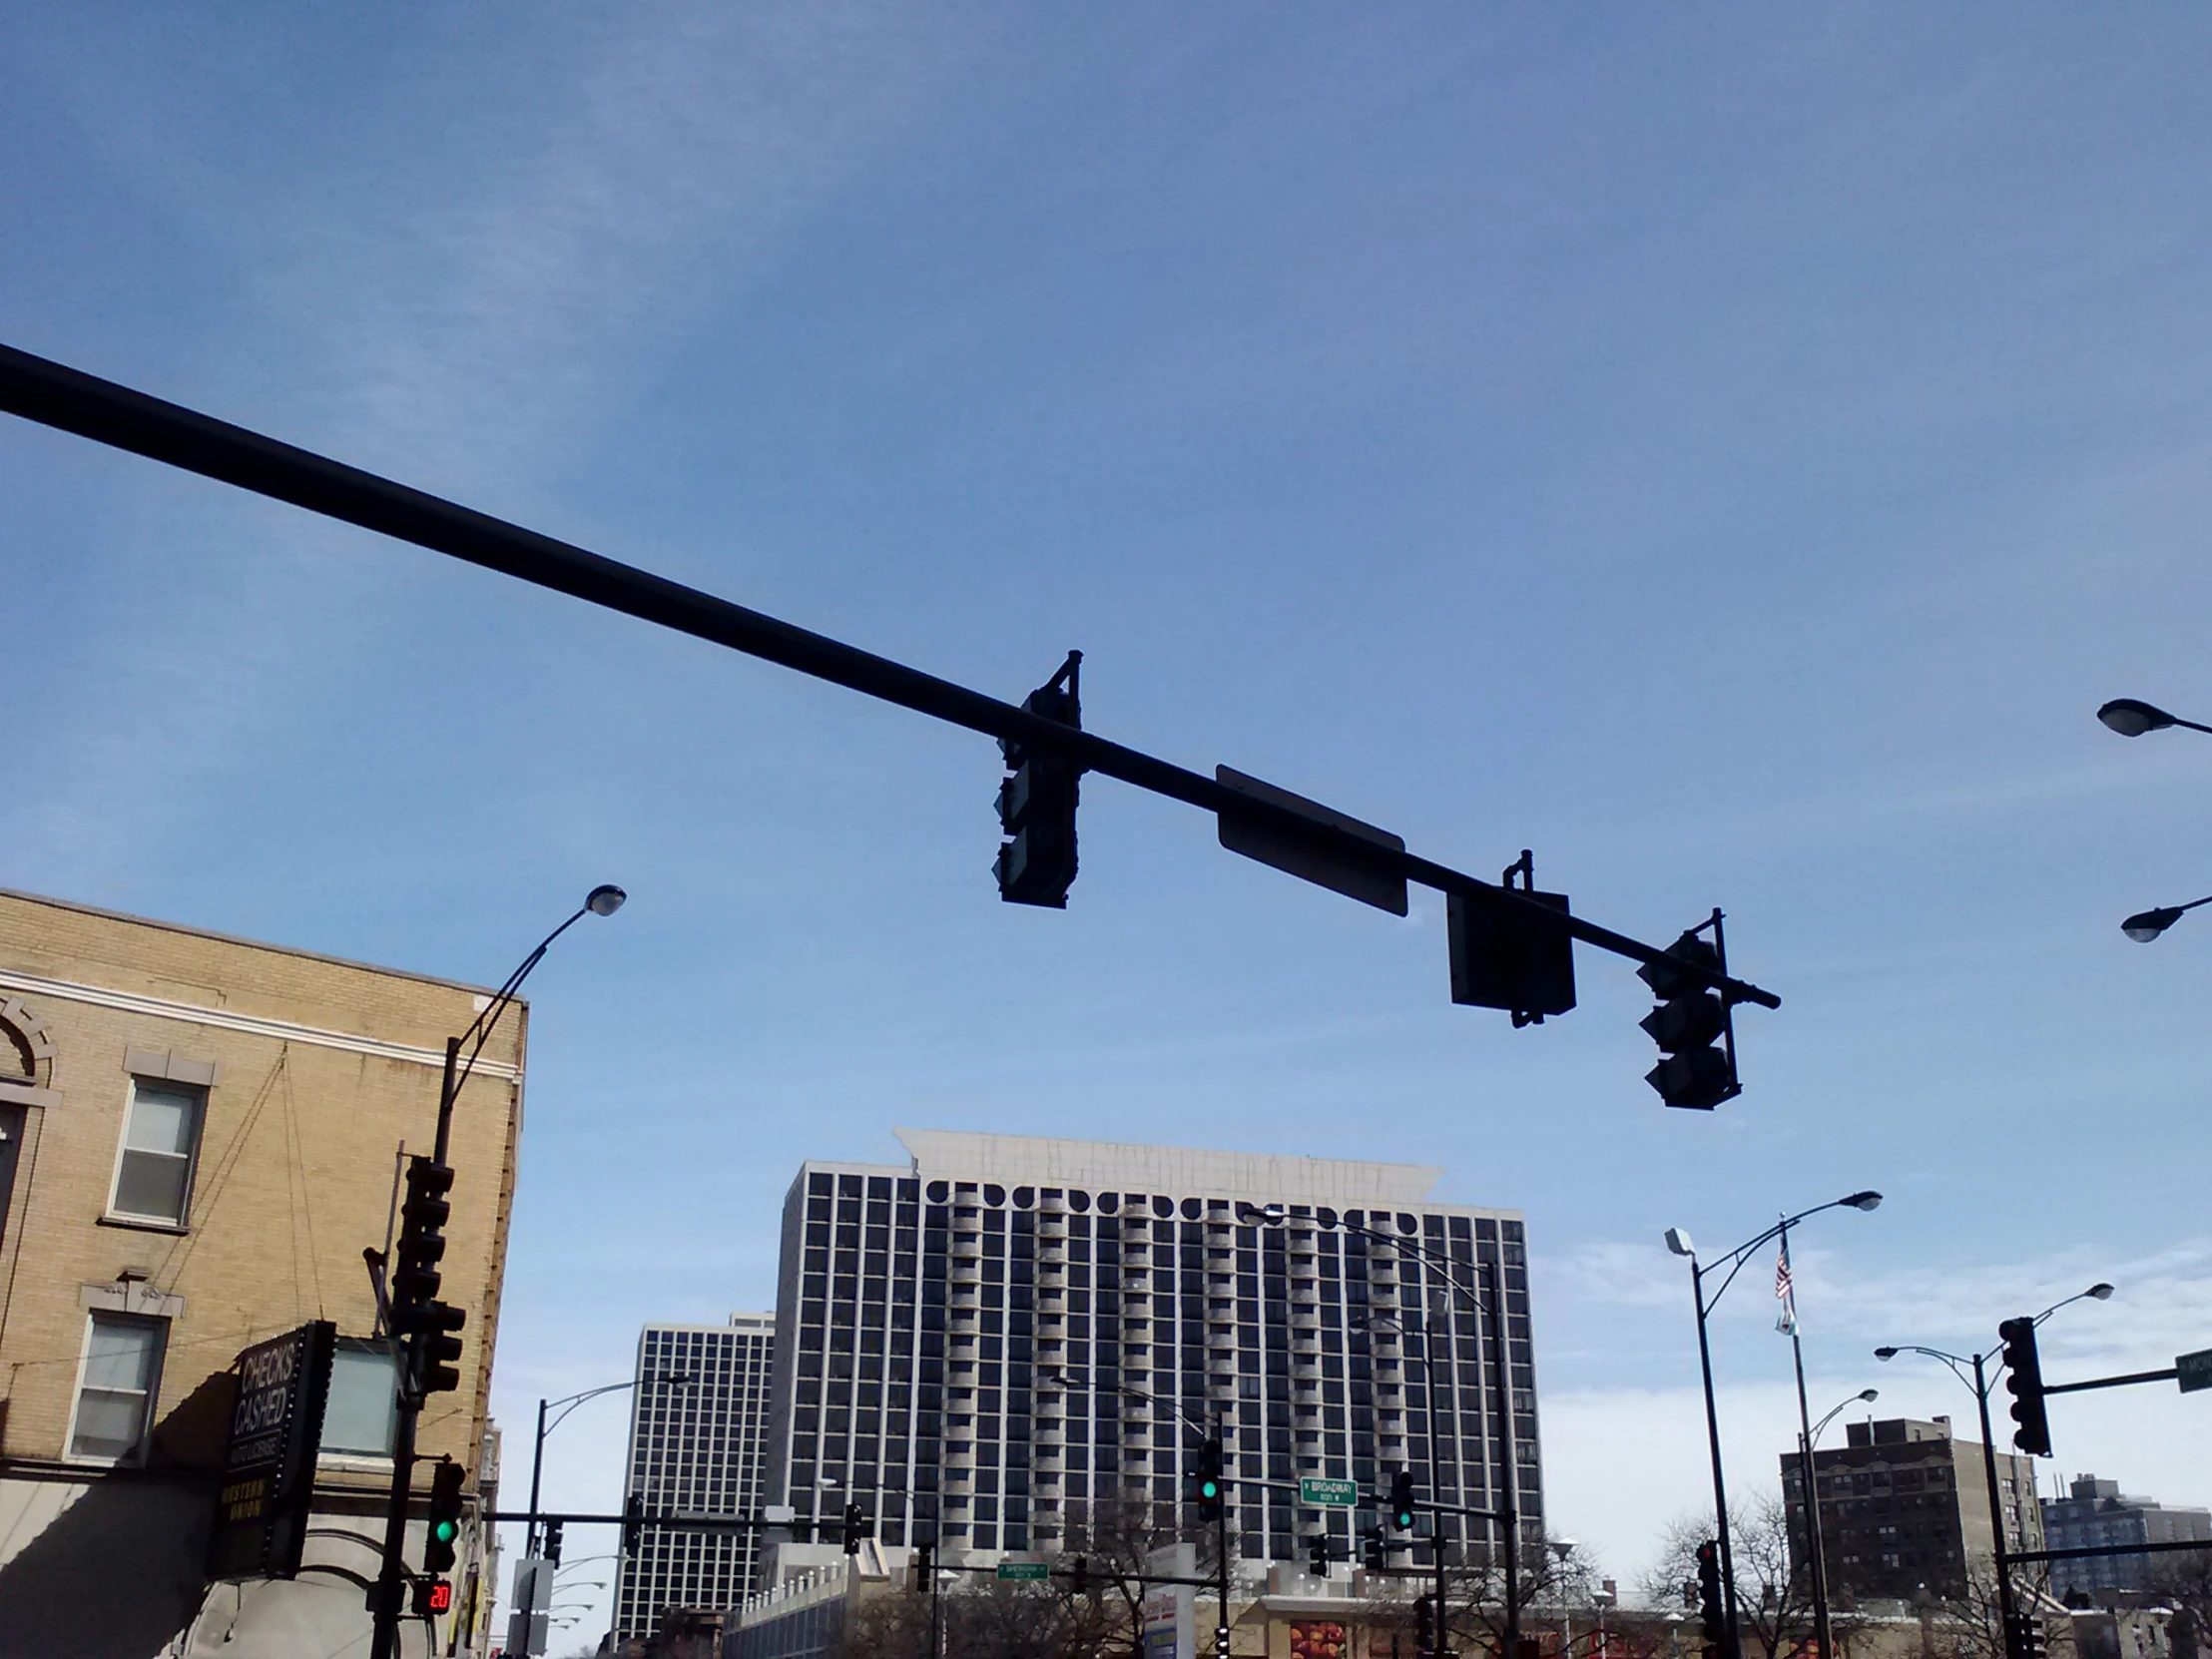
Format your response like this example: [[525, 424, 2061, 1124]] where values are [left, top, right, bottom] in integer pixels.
[[321, 1341, 400, 1455], [69, 1312, 168, 1462], [109, 1078, 205, 1226]]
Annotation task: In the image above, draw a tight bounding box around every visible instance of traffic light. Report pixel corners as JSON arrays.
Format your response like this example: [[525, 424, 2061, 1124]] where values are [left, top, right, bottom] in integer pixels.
[[410, 1576, 453, 1616], [2005, 1612, 2048, 1659], [1695, 1538, 1726, 1653], [391, 1156, 453, 1320], [392, 1156, 468, 1396], [414, 1299, 467, 1396], [1362, 1524, 1386, 1570], [1070, 1554, 1090, 1596], [1309, 1533, 1333, 1577], [541, 1518, 563, 1565], [994, 661, 1081, 908], [1638, 929, 1740, 1111], [842, 1502, 867, 1554], [1447, 852, 1576, 1026], [1388, 1470, 1417, 1531], [1194, 1436, 1225, 1517], [910, 1541, 933, 1592], [621, 1492, 644, 1556], [1998, 1317, 2052, 1456], [1415, 1594, 1436, 1652], [423, 1458, 464, 1574]]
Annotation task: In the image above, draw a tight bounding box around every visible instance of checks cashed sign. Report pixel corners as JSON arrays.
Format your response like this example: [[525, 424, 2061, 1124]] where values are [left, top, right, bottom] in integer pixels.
[[206, 1320, 337, 1579]]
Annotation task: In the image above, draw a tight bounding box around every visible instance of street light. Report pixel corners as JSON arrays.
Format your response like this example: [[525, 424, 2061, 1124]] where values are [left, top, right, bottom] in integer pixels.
[[1663, 1192, 1883, 1659], [2097, 699, 2212, 738], [525, 1371, 691, 1556], [1875, 1283, 2115, 1659], [1241, 1201, 1521, 1659], [370, 885, 627, 1659], [1796, 1385, 1877, 1659], [1036, 1364, 1230, 1654], [2120, 899, 2212, 943]]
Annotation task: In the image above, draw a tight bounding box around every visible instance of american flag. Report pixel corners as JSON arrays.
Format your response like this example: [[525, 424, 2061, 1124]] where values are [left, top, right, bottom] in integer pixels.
[[1775, 1235, 1798, 1335]]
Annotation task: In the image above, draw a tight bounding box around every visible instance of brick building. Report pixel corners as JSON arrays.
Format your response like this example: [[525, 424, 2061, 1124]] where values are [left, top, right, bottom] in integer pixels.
[[1781, 1415, 2045, 1602], [0, 887, 522, 1658]]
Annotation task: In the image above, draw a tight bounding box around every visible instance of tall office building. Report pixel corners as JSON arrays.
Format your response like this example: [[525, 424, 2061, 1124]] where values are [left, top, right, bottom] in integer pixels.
[[613, 1313, 778, 1642], [764, 1129, 1541, 1568]]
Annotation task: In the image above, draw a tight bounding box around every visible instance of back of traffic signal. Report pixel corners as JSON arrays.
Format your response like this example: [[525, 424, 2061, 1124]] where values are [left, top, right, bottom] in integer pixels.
[[1997, 1317, 2052, 1456], [989, 658, 1774, 1109], [392, 1156, 467, 1399], [1695, 1538, 1726, 1657]]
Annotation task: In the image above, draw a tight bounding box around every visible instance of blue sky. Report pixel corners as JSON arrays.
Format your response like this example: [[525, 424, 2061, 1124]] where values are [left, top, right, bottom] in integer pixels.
[[8, 5, 2212, 1641]]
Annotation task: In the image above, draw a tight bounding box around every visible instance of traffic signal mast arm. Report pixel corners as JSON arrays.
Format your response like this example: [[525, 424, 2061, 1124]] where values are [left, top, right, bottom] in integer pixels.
[[0, 341, 1779, 1017]]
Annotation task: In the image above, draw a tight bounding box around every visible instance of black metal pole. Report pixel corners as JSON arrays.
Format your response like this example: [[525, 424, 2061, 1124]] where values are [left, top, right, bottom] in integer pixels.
[[0, 340, 1782, 1014], [1689, 1260, 1743, 1659], [1973, 1355, 2022, 1659], [1419, 1307, 1449, 1657], [1218, 1405, 1232, 1659], [526, 1397, 549, 1558], [1786, 1283, 1835, 1659], [1489, 1260, 1520, 1659], [370, 1041, 456, 1659]]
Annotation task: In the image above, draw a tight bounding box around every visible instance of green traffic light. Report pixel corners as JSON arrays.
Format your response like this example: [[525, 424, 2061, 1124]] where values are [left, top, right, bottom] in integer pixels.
[[433, 1519, 458, 1542], [1200, 1479, 1219, 1498]]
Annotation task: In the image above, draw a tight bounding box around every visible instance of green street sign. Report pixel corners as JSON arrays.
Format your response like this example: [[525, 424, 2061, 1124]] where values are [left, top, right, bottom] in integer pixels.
[[997, 1561, 1051, 1581], [1300, 1477, 1359, 1508], [2177, 1348, 2212, 1394]]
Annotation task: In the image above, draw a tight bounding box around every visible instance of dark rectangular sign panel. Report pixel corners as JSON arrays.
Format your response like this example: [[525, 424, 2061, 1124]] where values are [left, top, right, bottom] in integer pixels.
[[207, 1319, 336, 1580], [1216, 766, 1408, 915]]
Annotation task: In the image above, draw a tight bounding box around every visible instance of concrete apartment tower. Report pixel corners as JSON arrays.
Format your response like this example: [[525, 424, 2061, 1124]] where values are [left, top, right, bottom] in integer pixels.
[[761, 1128, 1540, 1578]]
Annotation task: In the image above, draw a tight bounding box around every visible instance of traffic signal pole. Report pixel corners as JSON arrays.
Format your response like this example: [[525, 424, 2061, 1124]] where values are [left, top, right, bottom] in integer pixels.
[[1970, 1353, 2023, 1659], [0, 342, 1780, 1024], [369, 1036, 461, 1659]]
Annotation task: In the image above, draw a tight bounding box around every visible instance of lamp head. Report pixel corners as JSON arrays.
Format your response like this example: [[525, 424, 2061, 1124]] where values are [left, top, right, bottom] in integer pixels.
[[1664, 1227, 1695, 1258], [1842, 1190, 1884, 1211], [2124, 906, 2184, 943], [2087, 1282, 2115, 1301], [1238, 1202, 1288, 1226], [1858, 1387, 1880, 1402], [586, 884, 627, 917], [1875, 1347, 1899, 1362], [2099, 699, 2178, 738]]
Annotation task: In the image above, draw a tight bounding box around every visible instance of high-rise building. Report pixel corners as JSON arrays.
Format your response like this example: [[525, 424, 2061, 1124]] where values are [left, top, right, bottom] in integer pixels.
[[1781, 1415, 2046, 1601], [613, 1313, 778, 1641], [2041, 1474, 2212, 1598], [763, 1129, 1540, 1571]]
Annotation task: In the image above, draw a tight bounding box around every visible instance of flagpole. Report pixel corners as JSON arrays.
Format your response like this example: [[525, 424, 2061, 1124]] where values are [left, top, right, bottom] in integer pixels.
[[1780, 1220, 1838, 1659]]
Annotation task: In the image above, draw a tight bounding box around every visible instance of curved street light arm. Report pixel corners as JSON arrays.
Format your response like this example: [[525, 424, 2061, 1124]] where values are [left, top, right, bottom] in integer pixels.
[[544, 1378, 642, 1436], [1236, 1204, 1492, 1314], [450, 900, 593, 1104], [2034, 1284, 2115, 1327], [1876, 1343, 1983, 1397], [1811, 1389, 1878, 1446], [1702, 1193, 1878, 1313], [1037, 1365, 1212, 1438]]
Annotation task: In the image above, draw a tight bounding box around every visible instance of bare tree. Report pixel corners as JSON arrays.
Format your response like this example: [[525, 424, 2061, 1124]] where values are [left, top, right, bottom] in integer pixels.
[[1639, 1497, 1841, 1659], [1441, 1529, 1621, 1659]]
